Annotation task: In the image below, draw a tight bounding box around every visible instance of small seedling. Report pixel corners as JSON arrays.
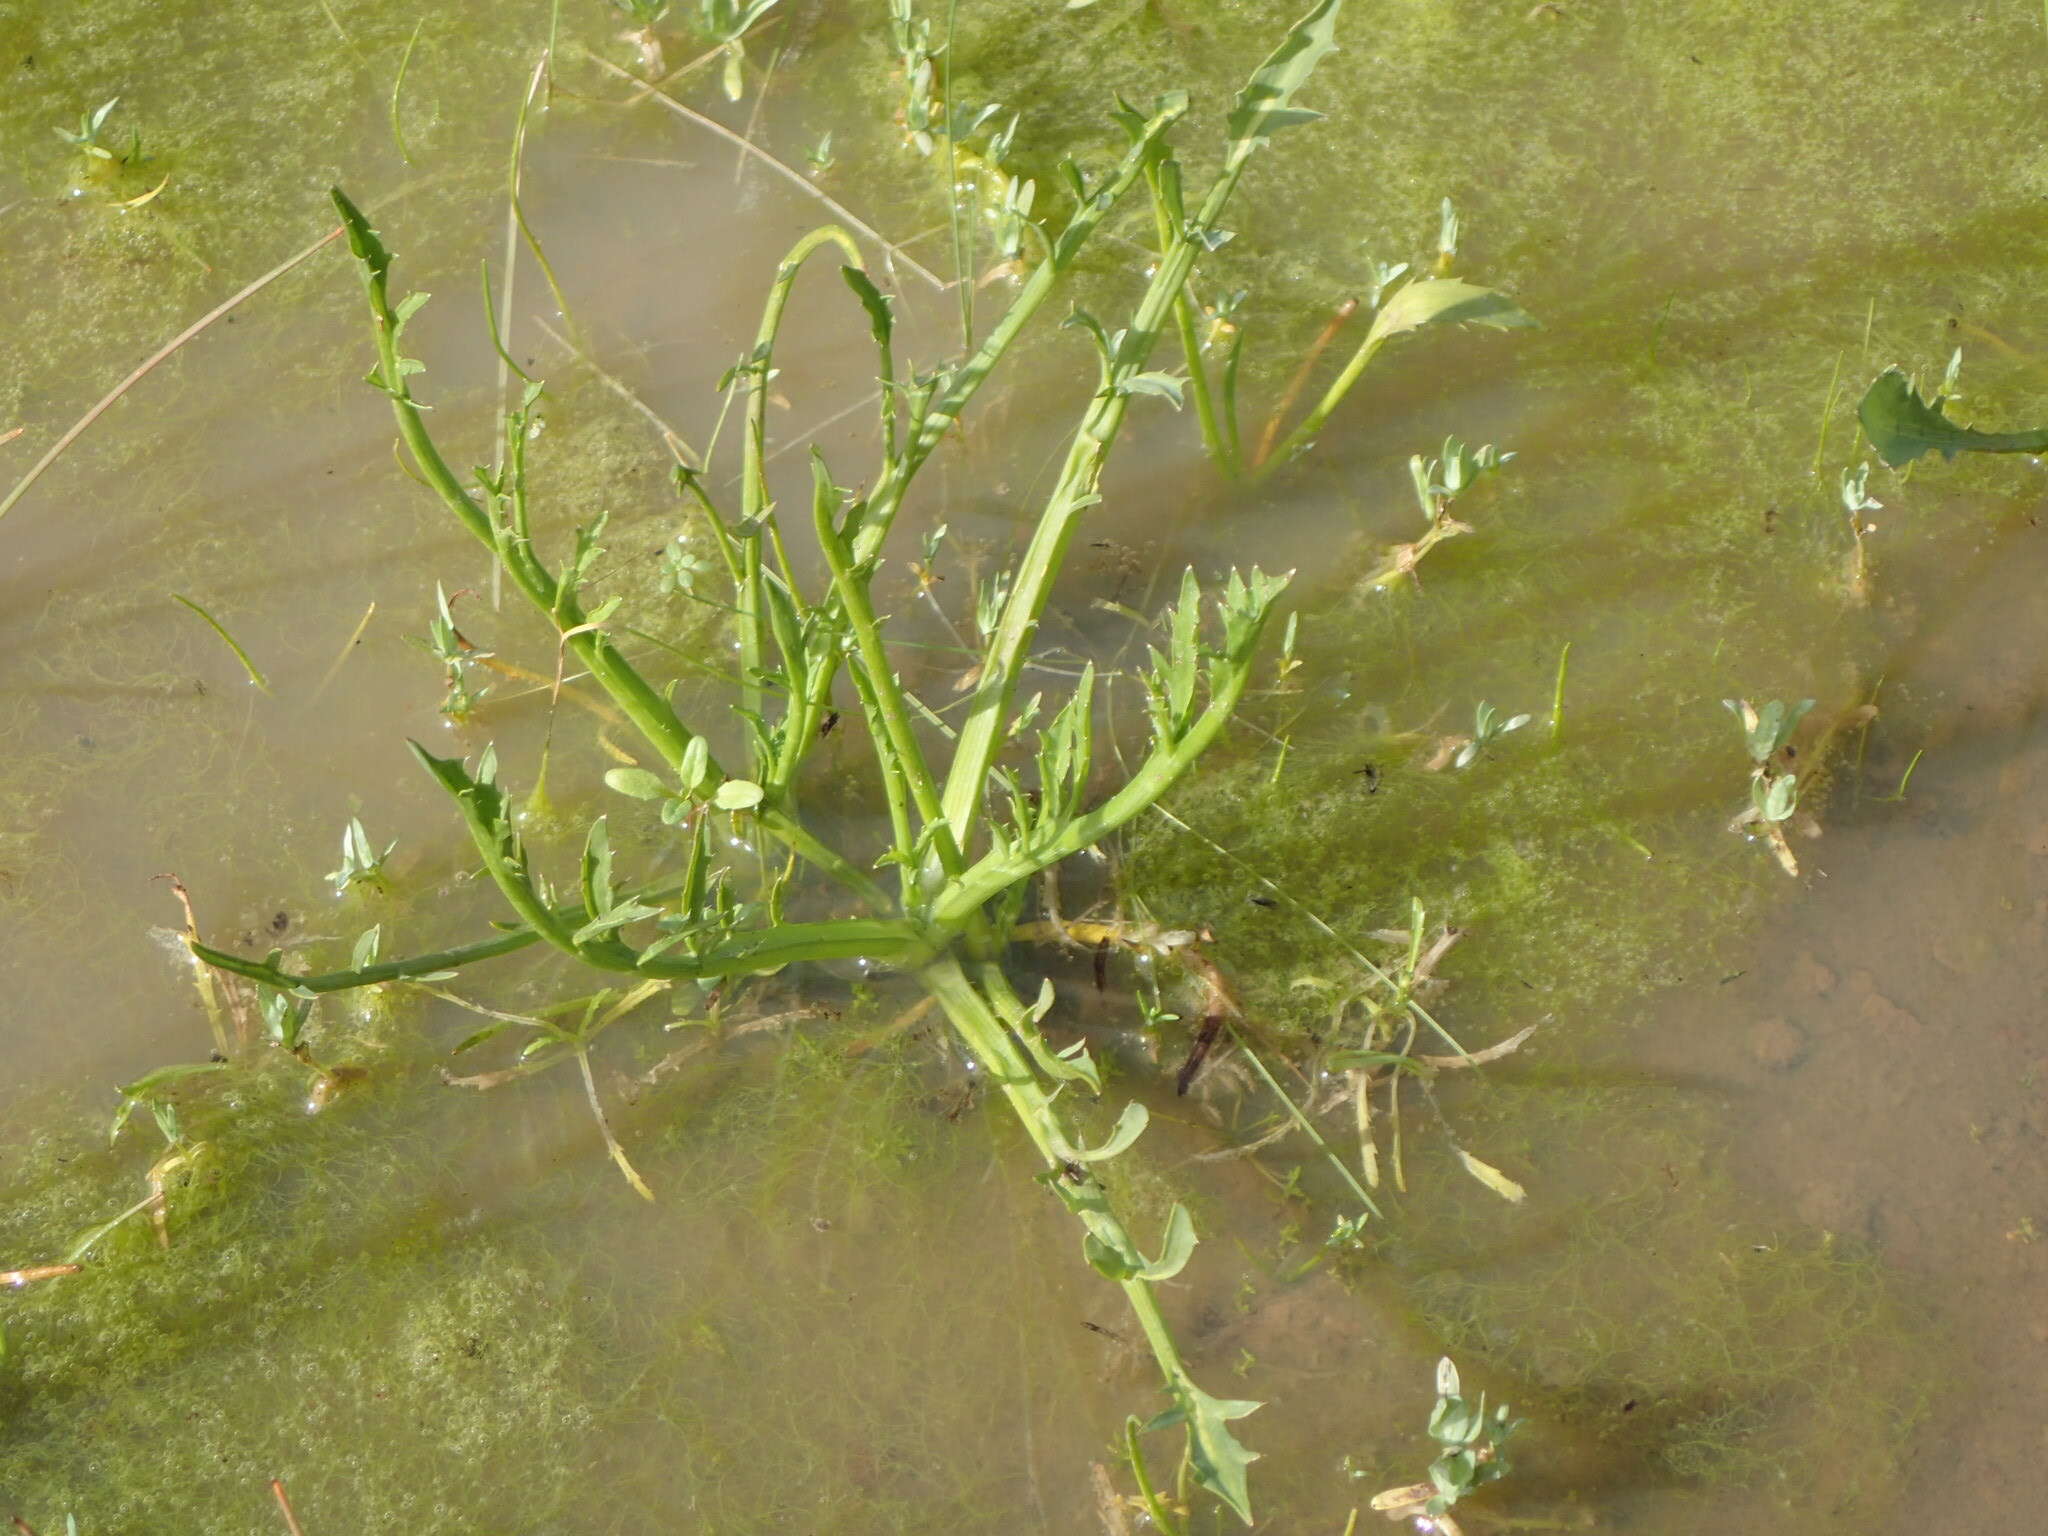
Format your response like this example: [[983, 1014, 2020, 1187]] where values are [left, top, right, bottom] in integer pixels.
[[697, 0, 780, 99], [326, 816, 396, 894], [258, 983, 314, 1053], [611, 0, 672, 74], [1724, 697, 1812, 876], [418, 581, 487, 717], [1726, 696, 1811, 768], [1840, 461, 1881, 602], [1453, 701, 1530, 768], [1369, 1357, 1523, 1535], [54, 97, 141, 169], [1363, 437, 1513, 591]]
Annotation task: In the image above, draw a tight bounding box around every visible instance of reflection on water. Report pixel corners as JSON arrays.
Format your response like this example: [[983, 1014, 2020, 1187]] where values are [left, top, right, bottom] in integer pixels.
[[4, 0, 2047, 1530]]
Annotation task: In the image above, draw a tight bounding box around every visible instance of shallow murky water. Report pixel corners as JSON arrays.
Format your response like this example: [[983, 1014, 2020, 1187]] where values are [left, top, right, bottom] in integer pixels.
[[4, 0, 2047, 1530]]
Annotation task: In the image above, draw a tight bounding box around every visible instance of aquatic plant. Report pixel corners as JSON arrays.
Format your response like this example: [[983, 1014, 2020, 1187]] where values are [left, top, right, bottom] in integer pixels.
[[51, 97, 137, 169], [1723, 697, 1812, 877], [1856, 363, 2048, 468], [163, 0, 1537, 1521], [1367, 1357, 1521, 1536]]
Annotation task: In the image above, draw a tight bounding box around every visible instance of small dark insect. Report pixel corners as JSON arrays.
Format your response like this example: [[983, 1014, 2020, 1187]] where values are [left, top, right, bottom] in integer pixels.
[[270, 911, 290, 935], [1175, 1010, 1225, 1096], [818, 710, 840, 738], [1249, 894, 1278, 909], [1621, 1398, 1638, 1414], [1081, 1319, 1126, 1343], [945, 1082, 977, 1122], [1093, 936, 1111, 992], [1763, 506, 1778, 534], [1354, 762, 1380, 794], [1060, 1160, 1087, 1183]]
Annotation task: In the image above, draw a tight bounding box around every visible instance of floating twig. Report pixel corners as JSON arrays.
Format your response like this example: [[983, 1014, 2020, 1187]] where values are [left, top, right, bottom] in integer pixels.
[[0, 224, 345, 523], [310, 601, 377, 701], [590, 53, 948, 293], [2, 1264, 82, 1288], [270, 1479, 308, 1536], [171, 593, 272, 694]]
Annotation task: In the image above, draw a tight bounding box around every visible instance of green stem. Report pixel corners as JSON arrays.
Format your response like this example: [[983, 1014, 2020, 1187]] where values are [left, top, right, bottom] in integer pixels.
[[916, 957, 1192, 1353], [198, 916, 927, 995], [739, 226, 863, 735], [1549, 640, 1571, 746], [812, 461, 961, 878], [1143, 163, 1232, 478], [936, 148, 1263, 855], [846, 95, 1189, 567], [931, 645, 1265, 930], [1249, 330, 1389, 482], [1175, 287, 1234, 477], [335, 190, 878, 905], [1226, 1021, 1382, 1218]]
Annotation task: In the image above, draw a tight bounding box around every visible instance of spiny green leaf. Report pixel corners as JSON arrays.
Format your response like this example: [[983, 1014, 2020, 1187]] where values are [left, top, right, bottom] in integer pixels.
[[331, 187, 392, 284], [1224, 0, 1344, 169], [1856, 365, 2048, 468], [1174, 1381, 1264, 1524], [571, 901, 662, 946]]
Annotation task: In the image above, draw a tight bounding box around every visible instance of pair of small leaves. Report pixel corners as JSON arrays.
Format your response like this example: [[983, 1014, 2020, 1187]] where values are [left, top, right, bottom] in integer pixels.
[[108, 1062, 226, 1147], [1723, 697, 1812, 766], [605, 736, 758, 812], [1750, 772, 1799, 825]]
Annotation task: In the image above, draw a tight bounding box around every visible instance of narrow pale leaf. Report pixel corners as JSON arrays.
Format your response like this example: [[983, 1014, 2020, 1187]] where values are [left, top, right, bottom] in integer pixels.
[[1454, 1148, 1527, 1203]]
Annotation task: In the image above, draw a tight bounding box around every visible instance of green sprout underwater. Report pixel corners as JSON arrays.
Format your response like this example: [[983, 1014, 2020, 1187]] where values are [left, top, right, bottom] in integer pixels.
[[19, 0, 1554, 1524]]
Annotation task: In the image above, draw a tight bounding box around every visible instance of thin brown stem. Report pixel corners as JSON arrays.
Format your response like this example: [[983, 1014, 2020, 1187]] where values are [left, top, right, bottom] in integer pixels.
[[590, 54, 948, 293], [270, 1479, 308, 1536], [0, 225, 344, 522], [1254, 296, 1357, 468]]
